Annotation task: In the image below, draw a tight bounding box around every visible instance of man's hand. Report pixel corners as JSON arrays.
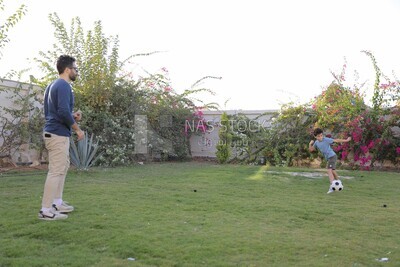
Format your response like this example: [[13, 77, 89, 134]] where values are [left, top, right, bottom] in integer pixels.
[[309, 140, 314, 146], [346, 137, 351, 142], [73, 110, 82, 121], [76, 129, 84, 141]]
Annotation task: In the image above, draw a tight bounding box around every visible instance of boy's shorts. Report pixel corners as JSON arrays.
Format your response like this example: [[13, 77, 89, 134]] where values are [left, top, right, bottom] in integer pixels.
[[327, 155, 337, 170]]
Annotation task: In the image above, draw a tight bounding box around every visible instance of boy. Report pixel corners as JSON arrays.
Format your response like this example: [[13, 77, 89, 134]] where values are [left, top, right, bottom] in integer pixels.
[[309, 128, 351, 194]]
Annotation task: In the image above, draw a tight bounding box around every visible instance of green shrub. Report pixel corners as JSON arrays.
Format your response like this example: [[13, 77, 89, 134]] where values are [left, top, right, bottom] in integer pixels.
[[69, 133, 102, 170], [216, 112, 232, 163]]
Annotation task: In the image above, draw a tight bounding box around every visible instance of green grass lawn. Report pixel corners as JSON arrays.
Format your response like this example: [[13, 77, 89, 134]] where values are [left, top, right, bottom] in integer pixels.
[[0, 162, 399, 266]]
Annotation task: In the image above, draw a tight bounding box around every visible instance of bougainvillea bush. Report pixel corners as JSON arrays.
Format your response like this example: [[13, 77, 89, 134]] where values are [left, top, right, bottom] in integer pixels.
[[261, 53, 399, 170], [308, 53, 400, 170]]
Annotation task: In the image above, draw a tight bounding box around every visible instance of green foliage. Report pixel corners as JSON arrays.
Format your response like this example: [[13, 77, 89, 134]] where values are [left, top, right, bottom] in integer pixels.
[[31, 14, 220, 166], [310, 54, 400, 169], [311, 81, 366, 133], [228, 113, 267, 163], [0, 80, 43, 157], [216, 112, 232, 163], [69, 132, 102, 170], [33, 13, 120, 109], [338, 109, 400, 169], [143, 74, 219, 161], [362, 50, 399, 111], [0, 1, 32, 156], [0, 0, 27, 59], [263, 104, 316, 166]]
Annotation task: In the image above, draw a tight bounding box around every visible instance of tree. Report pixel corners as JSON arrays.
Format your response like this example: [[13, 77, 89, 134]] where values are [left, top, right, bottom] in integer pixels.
[[33, 13, 120, 109], [0, 1, 30, 161], [0, 0, 26, 60], [33, 14, 219, 166], [263, 104, 316, 167], [216, 112, 232, 163]]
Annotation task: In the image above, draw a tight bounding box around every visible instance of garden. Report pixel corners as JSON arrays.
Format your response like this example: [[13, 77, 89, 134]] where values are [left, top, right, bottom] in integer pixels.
[[0, 2, 400, 266], [0, 9, 399, 169]]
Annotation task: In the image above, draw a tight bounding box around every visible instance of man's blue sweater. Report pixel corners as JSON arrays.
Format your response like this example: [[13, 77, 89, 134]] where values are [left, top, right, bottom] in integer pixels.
[[43, 78, 75, 137]]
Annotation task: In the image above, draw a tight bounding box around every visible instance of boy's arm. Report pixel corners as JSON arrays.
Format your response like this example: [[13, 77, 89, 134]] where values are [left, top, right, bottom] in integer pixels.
[[333, 137, 351, 143], [309, 140, 316, 152]]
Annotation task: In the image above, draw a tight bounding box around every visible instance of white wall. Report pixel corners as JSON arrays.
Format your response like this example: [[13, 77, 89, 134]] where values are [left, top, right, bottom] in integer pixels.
[[2, 78, 279, 163], [0, 78, 43, 163], [189, 110, 277, 158]]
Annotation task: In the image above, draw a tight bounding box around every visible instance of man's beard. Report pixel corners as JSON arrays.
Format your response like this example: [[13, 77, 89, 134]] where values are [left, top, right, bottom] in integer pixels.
[[69, 73, 77, 82]]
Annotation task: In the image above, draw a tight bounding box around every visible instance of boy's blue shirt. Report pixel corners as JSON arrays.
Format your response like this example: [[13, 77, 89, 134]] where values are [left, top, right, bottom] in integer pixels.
[[43, 78, 75, 137], [313, 137, 336, 160]]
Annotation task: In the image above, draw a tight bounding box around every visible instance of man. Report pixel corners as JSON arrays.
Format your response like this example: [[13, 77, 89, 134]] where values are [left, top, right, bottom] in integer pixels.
[[38, 55, 84, 220]]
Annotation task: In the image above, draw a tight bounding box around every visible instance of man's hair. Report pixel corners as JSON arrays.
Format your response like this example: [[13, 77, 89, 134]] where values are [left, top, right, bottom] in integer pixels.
[[56, 55, 76, 74], [313, 128, 323, 136]]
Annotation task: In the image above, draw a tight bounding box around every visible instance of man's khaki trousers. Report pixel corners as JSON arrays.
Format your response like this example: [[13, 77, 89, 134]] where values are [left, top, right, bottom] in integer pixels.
[[41, 132, 70, 209]]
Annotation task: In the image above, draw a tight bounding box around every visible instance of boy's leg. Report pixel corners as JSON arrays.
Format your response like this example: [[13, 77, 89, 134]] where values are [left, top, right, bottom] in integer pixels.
[[327, 169, 335, 183], [327, 155, 338, 182], [332, 169, 339, 180]]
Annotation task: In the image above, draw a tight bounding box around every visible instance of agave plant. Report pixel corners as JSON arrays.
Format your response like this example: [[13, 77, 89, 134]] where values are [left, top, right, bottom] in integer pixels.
[[69, 133, 102, 170]]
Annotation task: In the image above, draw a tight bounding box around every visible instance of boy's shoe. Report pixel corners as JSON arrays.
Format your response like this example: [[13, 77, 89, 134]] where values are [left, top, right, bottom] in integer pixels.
[[327, 187, 334, 194], [52, 202, 74, 213], [38, 209, 68, 221]]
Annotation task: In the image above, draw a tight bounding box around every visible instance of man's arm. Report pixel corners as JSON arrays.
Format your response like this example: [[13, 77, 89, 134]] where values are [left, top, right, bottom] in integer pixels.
[[73, 110, 82, 121], [57, 85, 76, 127], [72, 122, 84, 141]]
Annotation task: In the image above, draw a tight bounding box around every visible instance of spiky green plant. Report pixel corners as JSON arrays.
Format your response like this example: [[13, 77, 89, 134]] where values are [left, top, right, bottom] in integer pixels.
[[69, 133, 102, 170]]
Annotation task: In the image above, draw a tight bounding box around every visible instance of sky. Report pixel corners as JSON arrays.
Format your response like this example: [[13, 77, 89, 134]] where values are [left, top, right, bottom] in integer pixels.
[[1, 0, 400, 110]]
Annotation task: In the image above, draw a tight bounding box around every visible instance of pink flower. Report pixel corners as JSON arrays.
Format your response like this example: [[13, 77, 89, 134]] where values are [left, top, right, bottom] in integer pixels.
[[360, 145, 369, 154], [396, 147, 400, 155], [379, 84, 389, 90], [383, 140, 390, 146], [341, 151, 348, 160], [359, 155, 372, 166], [164, 86, 172, 92], [352, 131, 362, 143], [334, 145, 342, 152], [194, 107, 204, 117], [362, 166, 370, 171], [367, 140, 374, 149]]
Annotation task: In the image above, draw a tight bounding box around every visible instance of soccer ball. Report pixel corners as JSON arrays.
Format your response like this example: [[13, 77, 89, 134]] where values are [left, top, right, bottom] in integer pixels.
[[331, 180, 344, 192]]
